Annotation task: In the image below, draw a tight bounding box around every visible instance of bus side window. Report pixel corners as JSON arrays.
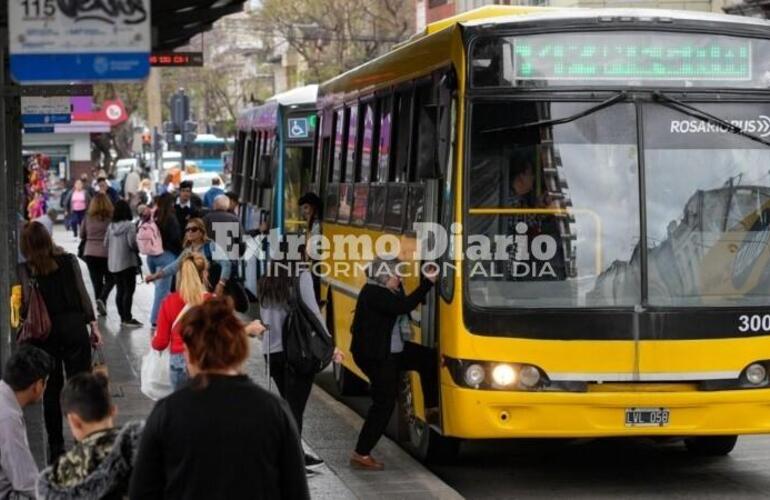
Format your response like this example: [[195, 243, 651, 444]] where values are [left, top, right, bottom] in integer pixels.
[[240, 132, 254, 204], [346, 104, 360, 184], [359, 100, 378, 183], [376, 95, 394, 183], [233, 131, 246, 196], [250, 132, 262, 203], [412, 82, 436, 181], [394, 89, 413, 183], [332, 109, 346, 184], [325, 110, 341, 222]]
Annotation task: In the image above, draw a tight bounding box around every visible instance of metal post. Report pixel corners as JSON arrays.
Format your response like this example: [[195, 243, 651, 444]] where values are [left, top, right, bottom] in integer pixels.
[[0, 27, 8, 369], [181, 132, 186, 173], [0, 26, 21, 370], [153, 125, 161, 181]]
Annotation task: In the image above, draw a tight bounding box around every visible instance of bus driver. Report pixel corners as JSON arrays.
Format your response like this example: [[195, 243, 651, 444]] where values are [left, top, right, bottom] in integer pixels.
[[505, 149, 566, 281]]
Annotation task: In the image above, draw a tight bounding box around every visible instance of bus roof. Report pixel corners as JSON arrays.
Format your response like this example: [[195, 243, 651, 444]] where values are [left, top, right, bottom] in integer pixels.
[[319, 6, 551, 100], [237, 84, 318, 132], [459, 7, 770, 30], [267, 84, 318, 106], [318, 6, 770, 101], [414, 5, 552, 38]]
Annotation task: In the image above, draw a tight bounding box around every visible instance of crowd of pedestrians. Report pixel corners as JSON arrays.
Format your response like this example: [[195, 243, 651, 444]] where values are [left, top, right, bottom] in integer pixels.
[[1, 167, 444, 498]]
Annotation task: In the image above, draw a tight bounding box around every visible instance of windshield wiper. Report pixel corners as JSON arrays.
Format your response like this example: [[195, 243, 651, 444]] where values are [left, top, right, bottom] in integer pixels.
[[652, 91, 770, 149], [481, 91, 628, 135]]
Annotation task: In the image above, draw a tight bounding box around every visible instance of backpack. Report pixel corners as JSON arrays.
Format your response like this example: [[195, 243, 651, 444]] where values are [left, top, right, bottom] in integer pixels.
[[137, 210, 164, 256], [282, 276, 334, 375]]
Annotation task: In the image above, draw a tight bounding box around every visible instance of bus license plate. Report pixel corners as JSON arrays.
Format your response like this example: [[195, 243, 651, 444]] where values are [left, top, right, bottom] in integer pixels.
[[625, 408, 670, 427]]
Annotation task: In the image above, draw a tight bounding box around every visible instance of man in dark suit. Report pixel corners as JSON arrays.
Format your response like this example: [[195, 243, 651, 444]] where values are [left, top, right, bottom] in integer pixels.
[[175, 180, 203, 229]]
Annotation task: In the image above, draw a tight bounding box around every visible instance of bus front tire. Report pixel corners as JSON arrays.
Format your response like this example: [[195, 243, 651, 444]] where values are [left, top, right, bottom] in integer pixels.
[[411, 424, 461, 464], [400, 376, 460, 464], [684, 435, 738, 456]]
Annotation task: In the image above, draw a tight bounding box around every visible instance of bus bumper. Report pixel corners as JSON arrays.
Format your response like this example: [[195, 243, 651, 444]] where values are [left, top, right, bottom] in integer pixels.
[[441, 385, 770, 438]]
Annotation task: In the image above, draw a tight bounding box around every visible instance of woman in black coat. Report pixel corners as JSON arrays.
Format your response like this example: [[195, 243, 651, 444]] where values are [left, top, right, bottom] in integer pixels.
[[348, 257, 438, 471], [19, 221, 102, 463]]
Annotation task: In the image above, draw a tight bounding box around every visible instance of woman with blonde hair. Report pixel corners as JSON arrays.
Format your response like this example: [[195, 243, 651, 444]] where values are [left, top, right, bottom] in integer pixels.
[[151, 252, 211, 390], [144, 217, 231, 297], [81, 192, 114, 316]]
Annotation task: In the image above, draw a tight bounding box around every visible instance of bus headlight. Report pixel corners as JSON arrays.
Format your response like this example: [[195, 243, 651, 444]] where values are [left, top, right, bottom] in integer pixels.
[[519, 365, 542, 388], [445, 358, 560, 391], [463, 364, 486, 387], [491, 364, 516, 387], [746, 363, 767, 385]]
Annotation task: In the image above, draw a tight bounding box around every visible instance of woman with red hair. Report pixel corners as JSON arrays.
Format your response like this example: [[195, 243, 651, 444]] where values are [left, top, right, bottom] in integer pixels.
[[130, 297, 309, 500]]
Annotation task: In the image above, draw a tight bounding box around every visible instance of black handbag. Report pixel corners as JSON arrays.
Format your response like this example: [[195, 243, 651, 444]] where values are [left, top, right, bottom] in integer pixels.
[[77, 239, 86, 260]]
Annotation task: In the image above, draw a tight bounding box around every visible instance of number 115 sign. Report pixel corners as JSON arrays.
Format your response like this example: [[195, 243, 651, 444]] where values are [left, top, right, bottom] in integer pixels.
[[9, 0, 151, 83]]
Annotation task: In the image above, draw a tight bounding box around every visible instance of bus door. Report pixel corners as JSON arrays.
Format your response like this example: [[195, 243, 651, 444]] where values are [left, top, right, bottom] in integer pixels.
[[401, 75, 455, 432], [281, 111, 317, 235]]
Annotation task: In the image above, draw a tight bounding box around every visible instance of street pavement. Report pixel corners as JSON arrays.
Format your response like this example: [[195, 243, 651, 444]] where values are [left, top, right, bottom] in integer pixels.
[[427, 434, 770, 499], [24, 224, 460, 499], [316, 358, 770, 499]]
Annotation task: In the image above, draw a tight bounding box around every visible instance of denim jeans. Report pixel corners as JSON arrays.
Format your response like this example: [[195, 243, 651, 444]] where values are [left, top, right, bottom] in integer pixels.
[[169, 353, 188, 391], [147, 251, 176, 325]]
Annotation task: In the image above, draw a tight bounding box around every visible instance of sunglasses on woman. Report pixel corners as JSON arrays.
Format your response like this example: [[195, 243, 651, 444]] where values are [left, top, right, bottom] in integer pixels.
[[185, 227, 202, 233]]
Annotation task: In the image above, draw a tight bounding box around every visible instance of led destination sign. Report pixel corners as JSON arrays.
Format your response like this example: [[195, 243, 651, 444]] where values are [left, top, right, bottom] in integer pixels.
[[512, 33, 752, 82]]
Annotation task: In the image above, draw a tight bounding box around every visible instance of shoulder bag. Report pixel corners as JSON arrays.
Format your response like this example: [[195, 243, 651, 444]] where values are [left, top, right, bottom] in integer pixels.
[[17, 267, 52, 344]]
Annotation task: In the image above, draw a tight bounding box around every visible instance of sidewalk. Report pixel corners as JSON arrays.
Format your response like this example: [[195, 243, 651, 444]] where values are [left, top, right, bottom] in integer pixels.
[[25, 225, 461, 499]]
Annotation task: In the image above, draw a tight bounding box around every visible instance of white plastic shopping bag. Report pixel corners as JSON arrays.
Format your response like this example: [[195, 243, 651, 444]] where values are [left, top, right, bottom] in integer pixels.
[[140, 349, 173, 400]]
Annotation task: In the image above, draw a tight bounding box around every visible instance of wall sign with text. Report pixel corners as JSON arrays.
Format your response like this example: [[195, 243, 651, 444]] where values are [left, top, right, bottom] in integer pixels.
[[9, 0, 151, 83]]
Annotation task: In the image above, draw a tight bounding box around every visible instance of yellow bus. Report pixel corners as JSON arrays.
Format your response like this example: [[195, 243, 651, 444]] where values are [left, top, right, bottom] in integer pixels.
[[311, 6, 770, 462]]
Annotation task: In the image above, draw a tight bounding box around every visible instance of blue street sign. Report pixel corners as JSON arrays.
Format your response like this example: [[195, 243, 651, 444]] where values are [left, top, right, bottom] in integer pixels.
[[8, 1, 151, 83], [24, 126, 55, 134], [10, 54, 150, 83], [22, 114, 72, 125], [288, 118, 309, 139]]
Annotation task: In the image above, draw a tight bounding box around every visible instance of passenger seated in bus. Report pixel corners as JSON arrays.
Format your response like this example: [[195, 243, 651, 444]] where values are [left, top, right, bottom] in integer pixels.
[[504, 150, 566, 281]]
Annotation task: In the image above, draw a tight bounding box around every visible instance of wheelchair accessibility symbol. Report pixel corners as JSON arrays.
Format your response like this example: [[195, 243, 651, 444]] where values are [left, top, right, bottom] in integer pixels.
[[288, 118, 309, 139]]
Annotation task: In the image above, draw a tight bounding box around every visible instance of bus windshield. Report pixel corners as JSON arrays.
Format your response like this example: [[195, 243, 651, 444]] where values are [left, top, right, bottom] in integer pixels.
[[467, 100, 770, 309], [643, 102, 770, 307], [467, 101, 641, 308]]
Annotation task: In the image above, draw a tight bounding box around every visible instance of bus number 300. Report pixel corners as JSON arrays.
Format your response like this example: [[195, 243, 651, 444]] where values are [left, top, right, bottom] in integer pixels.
[[738, 315, 770, 333]]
